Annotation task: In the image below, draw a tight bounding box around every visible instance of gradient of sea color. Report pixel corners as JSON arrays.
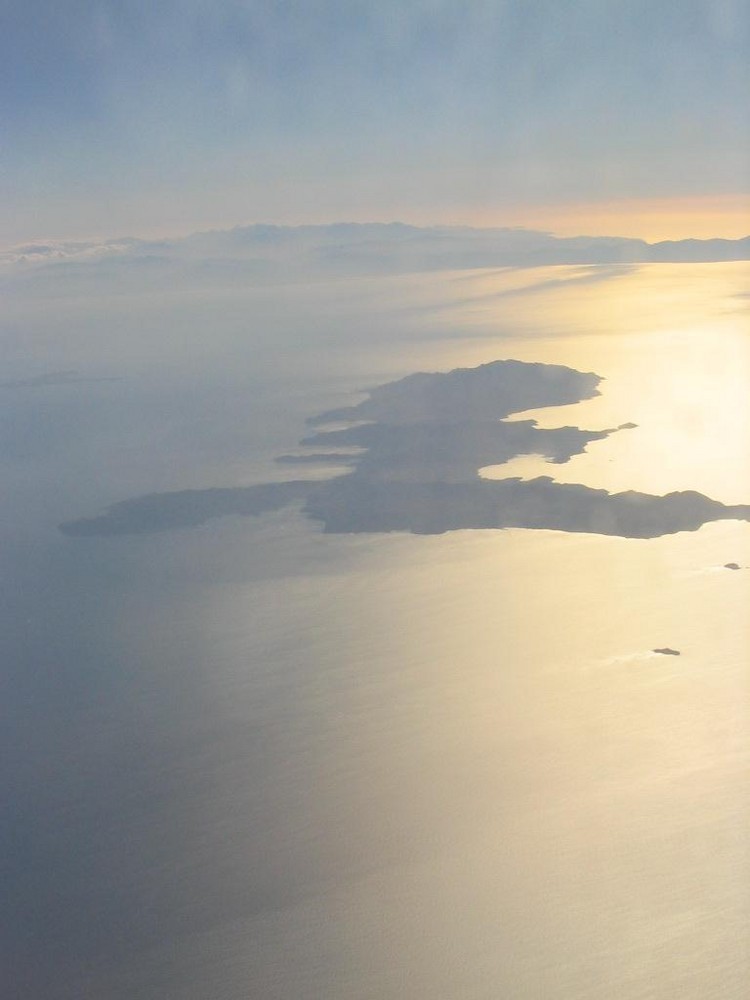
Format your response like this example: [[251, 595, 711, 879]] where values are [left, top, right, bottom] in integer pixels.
[[1, 261, 749, 998]]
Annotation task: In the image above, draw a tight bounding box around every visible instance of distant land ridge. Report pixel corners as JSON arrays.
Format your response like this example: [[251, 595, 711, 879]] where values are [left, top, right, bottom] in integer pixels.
[[4, 224, 749, 288]]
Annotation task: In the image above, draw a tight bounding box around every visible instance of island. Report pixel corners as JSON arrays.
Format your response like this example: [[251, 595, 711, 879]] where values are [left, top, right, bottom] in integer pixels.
[[60, 359, 750, 540]]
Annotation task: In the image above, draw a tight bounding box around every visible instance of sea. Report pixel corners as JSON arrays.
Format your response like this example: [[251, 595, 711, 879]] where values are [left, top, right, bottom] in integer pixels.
[[1, 259, 748, 998]]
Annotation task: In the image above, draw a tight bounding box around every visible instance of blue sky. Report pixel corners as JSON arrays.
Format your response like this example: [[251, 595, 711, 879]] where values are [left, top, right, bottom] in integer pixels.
[[2, 0, 748, 243]]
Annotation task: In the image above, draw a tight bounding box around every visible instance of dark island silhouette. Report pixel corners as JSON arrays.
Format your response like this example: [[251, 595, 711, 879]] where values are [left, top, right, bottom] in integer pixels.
[[60, 359, 750, 540]]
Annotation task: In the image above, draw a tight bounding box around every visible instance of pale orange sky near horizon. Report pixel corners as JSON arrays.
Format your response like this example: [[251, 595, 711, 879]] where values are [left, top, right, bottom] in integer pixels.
[[487, 194, 750, 242]]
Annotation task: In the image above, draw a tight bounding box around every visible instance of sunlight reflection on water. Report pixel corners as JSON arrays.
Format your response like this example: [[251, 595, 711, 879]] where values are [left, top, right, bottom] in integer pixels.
[[2, 262, 748, 999]]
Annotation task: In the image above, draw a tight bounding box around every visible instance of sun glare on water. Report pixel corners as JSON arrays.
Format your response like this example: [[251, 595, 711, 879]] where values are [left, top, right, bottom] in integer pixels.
[[475, 263, 750, 505]]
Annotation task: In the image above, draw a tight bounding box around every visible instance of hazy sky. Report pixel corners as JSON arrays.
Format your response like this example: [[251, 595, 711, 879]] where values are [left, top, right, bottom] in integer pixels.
[[2, 0, 748, 243]]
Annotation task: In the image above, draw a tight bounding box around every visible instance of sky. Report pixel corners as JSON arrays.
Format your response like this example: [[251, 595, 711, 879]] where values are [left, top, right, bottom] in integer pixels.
[[2, 0, 749, 245]]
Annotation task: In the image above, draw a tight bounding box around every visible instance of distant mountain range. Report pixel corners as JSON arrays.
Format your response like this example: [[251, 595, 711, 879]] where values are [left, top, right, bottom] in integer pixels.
[[3, 223, 748, 292]]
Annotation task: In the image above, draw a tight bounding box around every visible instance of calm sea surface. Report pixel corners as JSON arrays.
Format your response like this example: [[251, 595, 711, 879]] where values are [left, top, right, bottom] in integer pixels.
[[1, 263, 748, 998]]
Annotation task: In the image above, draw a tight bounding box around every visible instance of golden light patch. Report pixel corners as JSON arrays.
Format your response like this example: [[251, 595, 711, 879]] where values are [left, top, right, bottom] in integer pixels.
[[486, 194, 750, 242]]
